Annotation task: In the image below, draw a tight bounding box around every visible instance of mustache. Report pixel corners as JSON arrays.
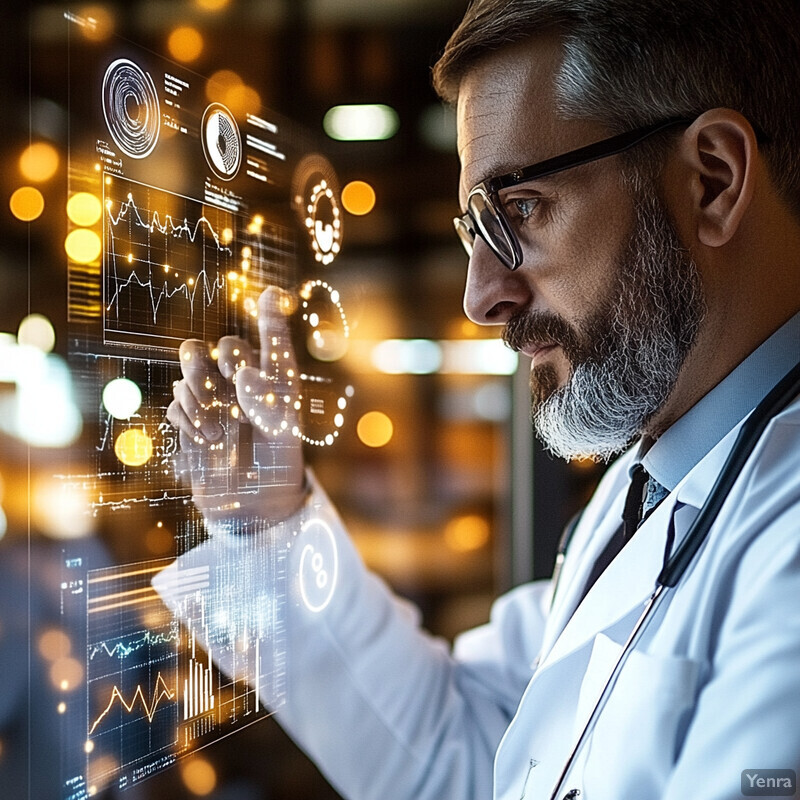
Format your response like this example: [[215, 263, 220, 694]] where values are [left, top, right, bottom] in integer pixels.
[[502, 308, 584, 359]]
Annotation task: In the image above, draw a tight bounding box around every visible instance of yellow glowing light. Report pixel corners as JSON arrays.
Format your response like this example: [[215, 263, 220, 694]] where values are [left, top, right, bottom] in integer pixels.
[[195, 0, 229, 9], [79, 5, 115, 42], [9, 186, 44, 222], [341, 180, 376, 216], [114, 428, 154, 467], [57, 702, 67, 714], [205, 69, 243, 103], [67, 192, 102, 226], [181, 756, 218, 796], [228, 271, 238, 281], [19, 142, 59, 182], [18, 313, 56, 353], [38, 629, 72, 661], [50, 657, 84, 691], [168, 26, 204, 63], [65, 228, 102, 263], [356, 411, 394, 448], [224, 84, 261, 117], [84, 740, 95, 754], [443, 514, 491, 553], [221, 227, 233, 244]]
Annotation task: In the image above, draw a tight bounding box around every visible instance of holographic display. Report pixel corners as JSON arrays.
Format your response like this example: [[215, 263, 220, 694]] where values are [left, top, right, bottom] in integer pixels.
[[59, 11, 351, 797]]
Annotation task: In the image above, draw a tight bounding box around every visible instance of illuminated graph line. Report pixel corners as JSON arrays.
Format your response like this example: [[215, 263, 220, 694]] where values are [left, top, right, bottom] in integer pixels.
[[89, 629, 181, 661], [89, 672, 176, 735], [105, 191, 229, 325]]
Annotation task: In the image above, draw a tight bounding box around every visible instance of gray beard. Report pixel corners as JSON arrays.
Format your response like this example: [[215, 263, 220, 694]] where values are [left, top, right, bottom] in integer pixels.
[[529, 187, 706, 461]]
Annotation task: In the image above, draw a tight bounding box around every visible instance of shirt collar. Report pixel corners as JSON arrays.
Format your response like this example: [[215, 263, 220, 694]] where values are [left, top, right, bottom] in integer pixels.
[[639, 310, 800, 493]]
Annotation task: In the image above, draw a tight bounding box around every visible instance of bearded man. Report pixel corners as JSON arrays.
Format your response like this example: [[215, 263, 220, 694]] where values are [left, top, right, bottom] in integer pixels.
[[161, 1, 800, 798]]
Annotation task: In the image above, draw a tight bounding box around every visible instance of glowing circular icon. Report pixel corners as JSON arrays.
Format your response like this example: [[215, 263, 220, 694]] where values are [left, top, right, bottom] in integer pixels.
[[291, 154, 343, 266], [305, 180, 341, 265], [291, 279, 353, 447], [102, 58, 161, 159], [298, 518, 338, 613], [201, 103, 242, 181]]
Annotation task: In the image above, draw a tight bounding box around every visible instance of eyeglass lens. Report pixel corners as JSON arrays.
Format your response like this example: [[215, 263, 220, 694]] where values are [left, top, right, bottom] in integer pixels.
[[466, 191, 517, 269]]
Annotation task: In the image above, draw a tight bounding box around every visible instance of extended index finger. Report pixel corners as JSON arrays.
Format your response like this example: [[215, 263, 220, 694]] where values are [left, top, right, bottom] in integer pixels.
[[257, 286, 299, 395]]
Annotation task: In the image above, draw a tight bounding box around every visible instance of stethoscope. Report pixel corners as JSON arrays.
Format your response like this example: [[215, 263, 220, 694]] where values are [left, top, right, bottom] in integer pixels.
[[548, 359, 800, 800]]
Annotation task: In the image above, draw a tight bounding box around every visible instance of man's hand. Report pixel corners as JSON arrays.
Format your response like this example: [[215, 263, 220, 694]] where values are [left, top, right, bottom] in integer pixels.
[[167, 286, 306, 527]]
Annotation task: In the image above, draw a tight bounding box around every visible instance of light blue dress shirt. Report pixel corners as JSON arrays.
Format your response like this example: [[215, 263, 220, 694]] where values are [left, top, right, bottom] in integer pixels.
[[640, 310, 800, 493]]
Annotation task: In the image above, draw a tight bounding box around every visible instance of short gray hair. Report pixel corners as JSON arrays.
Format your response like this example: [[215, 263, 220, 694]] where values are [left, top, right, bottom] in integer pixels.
[[433, 0, 800, 215]]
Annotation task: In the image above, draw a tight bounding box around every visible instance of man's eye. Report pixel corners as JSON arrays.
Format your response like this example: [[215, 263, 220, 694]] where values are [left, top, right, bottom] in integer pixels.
[[512, 197, 540, 219]]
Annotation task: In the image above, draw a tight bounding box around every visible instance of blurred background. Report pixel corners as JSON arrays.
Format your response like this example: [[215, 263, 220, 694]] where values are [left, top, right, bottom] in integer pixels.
[[0, 1, 605, 797]]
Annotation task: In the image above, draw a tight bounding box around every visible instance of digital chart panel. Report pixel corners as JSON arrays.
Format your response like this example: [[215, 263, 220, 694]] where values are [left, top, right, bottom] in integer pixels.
[[60, 13, 354, 796]]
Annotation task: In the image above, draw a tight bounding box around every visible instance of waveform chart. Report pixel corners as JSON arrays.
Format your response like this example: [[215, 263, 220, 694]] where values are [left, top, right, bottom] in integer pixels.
[[103, 176, 234, 349], [202, 103, 242, 181], [102, 58, 161, 160], [85, 560, 179, 793]]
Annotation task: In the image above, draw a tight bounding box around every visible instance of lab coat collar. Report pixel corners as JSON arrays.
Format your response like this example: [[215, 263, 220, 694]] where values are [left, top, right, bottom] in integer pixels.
[[538, 416, 744, 671]]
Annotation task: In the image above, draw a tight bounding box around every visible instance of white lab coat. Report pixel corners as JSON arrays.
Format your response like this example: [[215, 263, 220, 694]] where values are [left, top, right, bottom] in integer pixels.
[[154, 396, 800, 800]]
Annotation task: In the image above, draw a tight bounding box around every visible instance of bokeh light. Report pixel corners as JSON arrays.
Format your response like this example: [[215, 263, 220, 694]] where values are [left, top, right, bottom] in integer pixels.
[[323, 104, 399, 141], [78, 5, 115, 42], [168, 26, 204, 63], [65, 228, 102, 263], [9, 186, 45, 222], [341, 180, 376, 215], [356, 411, 394, 448], [66, 192, 102, 226], [181, 757, 218, 796], [114, 428, 154, 467], [18, 314, 56, 353], [443, 514, 491, 553], [195, 0, 229, 9], [19, 142, 60, 182], [38, 629, 72, 661], [102, 377, 143, 420], [50, 656, 84, 691]]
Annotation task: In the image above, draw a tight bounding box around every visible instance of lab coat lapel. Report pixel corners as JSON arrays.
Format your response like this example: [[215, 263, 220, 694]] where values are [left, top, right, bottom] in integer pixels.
[[540, 495, 673, 669]]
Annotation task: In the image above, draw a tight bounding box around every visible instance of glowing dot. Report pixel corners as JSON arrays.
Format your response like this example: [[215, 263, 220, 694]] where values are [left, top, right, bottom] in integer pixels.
[[341, 180, 376, 215], [334, 413, 344, 428], [18, 313, 55, 352], [337, 397, 347, 410], [181, 756, 217, 796], [57, 702, 67, 714], [228, 271, 238, 281], [266, 393, 275, 404], [211, 348, 220, 360], [183, 351, 192, 361], [114, 428, 153, 467], [167, 26, 204, 63], [105, 176, 112, 185], [188, 277, 195, 286], [84, 740, 95, 754], [346, 385, 355, 397], [9, 186, 44, 221], [443, 514, 491, 553], [221, 227, 233, 244], [308, 313, 320, 327], [232, 348, 240, 356], [79, 5, 115, 41], [19, 142, 59, 182], [66, 192, 102, 226], [102, 378, 142, 420], [357, 411, 393, 448], [280, 420, 287, 430], [64, 228, 102, 263]]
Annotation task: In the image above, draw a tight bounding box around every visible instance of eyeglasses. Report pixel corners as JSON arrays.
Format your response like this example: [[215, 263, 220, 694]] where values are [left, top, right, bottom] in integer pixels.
[[454, 116, 694, 270]]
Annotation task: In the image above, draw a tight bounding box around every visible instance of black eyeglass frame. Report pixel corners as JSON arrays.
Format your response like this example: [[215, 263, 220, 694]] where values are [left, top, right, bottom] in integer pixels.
[[454, 116, 695, 270]]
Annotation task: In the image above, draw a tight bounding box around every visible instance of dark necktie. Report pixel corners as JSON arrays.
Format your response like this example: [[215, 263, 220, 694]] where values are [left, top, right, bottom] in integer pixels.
[[576, 464, 667, 605]]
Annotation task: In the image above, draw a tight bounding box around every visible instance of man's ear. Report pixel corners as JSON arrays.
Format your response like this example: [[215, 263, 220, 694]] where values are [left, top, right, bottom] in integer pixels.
[[679, 109, 758, 247]]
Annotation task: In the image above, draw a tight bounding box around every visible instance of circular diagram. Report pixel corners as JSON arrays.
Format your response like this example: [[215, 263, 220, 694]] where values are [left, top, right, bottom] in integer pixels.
[[291, 154, 343, 266], [102, 59, 161, 160], [297, 518, 338, 613], [202, 103, 242, 181]]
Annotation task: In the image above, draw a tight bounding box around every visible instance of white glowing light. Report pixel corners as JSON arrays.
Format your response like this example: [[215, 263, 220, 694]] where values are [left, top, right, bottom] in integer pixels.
[[368, 339, 518, 376], [323, 104, 400, 141], [298, 518, 338, 613], [18, 313, 56, 352], [102, 377, 143, 420], [371, 339, 443, 375]]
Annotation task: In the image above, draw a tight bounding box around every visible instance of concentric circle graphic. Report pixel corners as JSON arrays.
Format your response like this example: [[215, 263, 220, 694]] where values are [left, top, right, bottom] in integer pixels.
[[202, 103, 242, 181], [102, 59, 161, 160]]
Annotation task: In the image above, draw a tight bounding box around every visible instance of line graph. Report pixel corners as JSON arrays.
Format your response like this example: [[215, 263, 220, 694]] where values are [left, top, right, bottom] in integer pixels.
[[103, 176, 234, 348], [89, 629, 181, 661], [89, 672, 176, 735]]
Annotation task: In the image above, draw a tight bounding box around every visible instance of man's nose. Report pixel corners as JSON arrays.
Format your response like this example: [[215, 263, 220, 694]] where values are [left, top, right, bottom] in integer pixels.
[[462, 237, 530, 325]]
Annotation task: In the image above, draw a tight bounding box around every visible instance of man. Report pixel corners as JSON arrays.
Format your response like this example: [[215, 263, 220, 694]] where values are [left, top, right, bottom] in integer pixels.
[[159, 1, 800, 798]]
